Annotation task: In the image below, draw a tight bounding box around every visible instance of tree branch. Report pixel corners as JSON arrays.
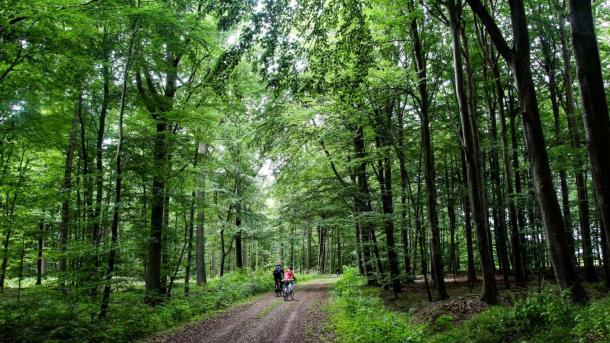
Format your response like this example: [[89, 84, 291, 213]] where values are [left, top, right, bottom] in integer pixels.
[[465, 0, 513, 64]]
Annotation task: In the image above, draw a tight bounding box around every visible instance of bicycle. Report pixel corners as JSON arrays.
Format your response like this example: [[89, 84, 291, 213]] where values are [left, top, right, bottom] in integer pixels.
[[274, 279, 284, 297], [283, 280, 295, 301]]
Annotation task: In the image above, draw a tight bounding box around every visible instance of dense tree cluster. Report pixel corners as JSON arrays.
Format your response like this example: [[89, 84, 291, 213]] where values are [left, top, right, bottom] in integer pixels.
[[1, 0, 609, 324]]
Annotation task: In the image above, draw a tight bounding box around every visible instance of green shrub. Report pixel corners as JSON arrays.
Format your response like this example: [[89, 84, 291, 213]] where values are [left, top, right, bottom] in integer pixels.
[[330, 267, 425, 343], [430, 289, 577, 343], [572, 296, 610, 342], [0, 270, 280, 342]]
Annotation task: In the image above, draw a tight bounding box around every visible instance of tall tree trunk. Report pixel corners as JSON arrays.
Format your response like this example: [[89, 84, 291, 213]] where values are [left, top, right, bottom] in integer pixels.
[[353, 125, 377, 282], [307, 224, 312, 272], [600, 220, 610, 285], [509, 93, 529, 276], [36, 221, 45, 285], [375, 104, 401, 294], [491, 53, 525, 286], [78, 89, 98, 294], [462, 150, 477, 288], [540, 32, 578, 266], [318, 226, 325, 273], [448, 0, 498, 304], [196, 143, 207, 285], [467, 0, 586, 302], [409, 0, 446, 298], [146, 120, 167, 302], [558, 8, 596, 282], [99, 37, 133, 318], [0, 150, 27, 289], [184, 191, 195, 295], [474, 25, 511, 289], [235, 206, 243, 269], [58, 96, 81, 281], [567, 0, 610, 277], [396, 104, 411, 276]]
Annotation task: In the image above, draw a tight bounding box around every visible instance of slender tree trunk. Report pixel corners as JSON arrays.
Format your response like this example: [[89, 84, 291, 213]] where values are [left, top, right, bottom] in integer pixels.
[[184, 191, 195, 295], [409, 2, 445, 298], [58, 96, 81, 281], [567, 0, 610, 275], [353, 125, 377, 282], [396, 107, 411, 276], [462, 150, 477, 288], [600, 220, 610, 286], [448, 0, 497, 304], [36, 221, 45, 285], [509, 94, 529, 276], [540, 33, 579, 267], [235, 206, 243, 269], [0, 150, 27, 289], [307, 224, 312, 272], [491, 55, 525, 285], [557, 10, 596, 282], [467, 0, 587, 303], [99, 37, 133, 318], [196, 144, 207, 285], [375, 104, 401, 294]]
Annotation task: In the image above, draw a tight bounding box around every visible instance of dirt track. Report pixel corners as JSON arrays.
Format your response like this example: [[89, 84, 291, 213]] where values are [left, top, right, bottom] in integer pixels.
[[148, 278, 335, 343]]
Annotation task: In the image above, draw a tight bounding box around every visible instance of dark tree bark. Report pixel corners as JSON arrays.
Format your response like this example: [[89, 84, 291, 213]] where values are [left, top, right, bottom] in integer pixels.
[[462, 150, 477, 289], [409, 1, 446, 298], [396, 105, 411, 276], [353, 125, 378, 282], [99, 36, 133, 318], [58, 96, 81, 280], [196, 143, 208, 285], [474, 24, 511, 289], [490, 53, 525, 286], [36, 221, 45, 285], [318, 226, 325, 273], [0, 150, 27, 289], [137, 48, 181, 303], [374, 103, 401, 294], [184, 190, 195, 296], [448, 0, 498, 304], [567, 0, 610, 276], [92, 31, 111, 268], [235, 206, 243, 269], [540, 32, 580, 268], [307, 224, 312, 272], [509, 93, 529, 275], [467, 0, 587, 302], [556, 9, 596, 282]]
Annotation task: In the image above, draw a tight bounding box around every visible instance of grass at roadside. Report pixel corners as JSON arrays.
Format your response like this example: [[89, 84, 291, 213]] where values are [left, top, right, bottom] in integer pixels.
[[0, 271, 320, 343], [329, 268, 610, 343]]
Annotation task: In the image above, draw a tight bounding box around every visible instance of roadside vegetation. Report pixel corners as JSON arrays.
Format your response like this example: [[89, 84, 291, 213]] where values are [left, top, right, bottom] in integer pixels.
[[331, 268, 610, 343], [1, 271, 314, 342]]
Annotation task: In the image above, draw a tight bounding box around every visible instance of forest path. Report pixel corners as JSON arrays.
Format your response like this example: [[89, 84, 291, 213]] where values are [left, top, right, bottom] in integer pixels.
[[148, 277, 336, 343]]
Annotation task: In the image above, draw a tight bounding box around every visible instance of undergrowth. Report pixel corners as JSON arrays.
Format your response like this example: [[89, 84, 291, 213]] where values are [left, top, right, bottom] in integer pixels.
[[330, 267, 610, 343], [330, 267, 425, 343], [1, 270, 318, 342]]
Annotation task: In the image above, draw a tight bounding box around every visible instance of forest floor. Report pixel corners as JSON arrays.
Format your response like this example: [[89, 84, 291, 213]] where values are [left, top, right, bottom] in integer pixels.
[[145, 276, 337, 343], [376, 270, 608, 325]]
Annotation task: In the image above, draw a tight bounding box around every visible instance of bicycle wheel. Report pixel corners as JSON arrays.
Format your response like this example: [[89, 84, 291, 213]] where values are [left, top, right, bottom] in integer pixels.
[[290, 290, 294, 301]]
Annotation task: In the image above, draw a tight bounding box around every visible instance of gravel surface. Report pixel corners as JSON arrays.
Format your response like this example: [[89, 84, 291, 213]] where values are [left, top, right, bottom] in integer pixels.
[[147, 279, 335, 343]]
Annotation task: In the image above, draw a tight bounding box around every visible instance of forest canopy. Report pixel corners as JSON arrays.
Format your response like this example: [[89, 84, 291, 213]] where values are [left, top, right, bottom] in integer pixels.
[[1, 0, 610, 342]]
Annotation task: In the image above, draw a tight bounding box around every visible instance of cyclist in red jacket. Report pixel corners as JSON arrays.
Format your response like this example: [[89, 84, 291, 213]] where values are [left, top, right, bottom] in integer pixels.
[[283, 265, 296, 294]]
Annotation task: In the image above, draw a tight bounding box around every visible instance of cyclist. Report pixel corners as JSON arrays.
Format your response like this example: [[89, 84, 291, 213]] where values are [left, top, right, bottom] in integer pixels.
[[283, 265, 296, 295], [273, 263, 283, 295]]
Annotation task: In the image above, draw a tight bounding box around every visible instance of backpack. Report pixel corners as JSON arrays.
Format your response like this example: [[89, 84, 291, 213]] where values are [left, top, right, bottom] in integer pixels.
[[273, 265, 282, 275]]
